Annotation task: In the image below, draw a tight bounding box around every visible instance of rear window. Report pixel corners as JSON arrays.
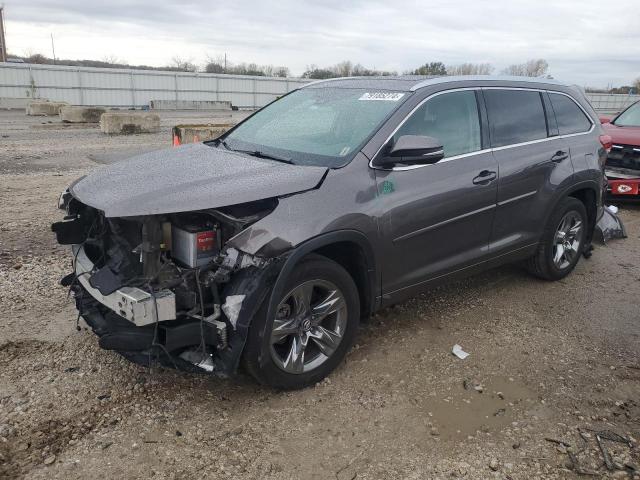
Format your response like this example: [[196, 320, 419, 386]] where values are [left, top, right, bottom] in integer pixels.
[[484, 90, 548, 147], [549, 93, 592, 135]]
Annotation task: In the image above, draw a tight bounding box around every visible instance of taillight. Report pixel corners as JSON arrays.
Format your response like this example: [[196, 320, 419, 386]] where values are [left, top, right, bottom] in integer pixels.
[[599, 134, 613, 153]]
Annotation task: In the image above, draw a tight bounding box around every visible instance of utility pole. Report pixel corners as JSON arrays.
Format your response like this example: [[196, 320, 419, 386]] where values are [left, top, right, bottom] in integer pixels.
[[50, 33, 56, 64], [0, 7, 8, 63]]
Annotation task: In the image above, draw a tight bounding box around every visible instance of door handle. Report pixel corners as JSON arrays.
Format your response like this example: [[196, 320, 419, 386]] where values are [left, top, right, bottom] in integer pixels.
[[472, 170, 497, 185], [551, 150, 569, 163]]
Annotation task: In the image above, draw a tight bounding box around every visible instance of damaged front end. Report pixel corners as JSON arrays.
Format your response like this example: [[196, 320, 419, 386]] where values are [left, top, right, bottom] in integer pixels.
[[53, 192, 285, 375]]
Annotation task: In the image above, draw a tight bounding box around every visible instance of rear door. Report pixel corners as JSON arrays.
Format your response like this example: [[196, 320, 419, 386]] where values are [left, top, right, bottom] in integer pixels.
[[484, 88, 574, 254], [546, 91, 596, 178], [374, 89, 498, 298]]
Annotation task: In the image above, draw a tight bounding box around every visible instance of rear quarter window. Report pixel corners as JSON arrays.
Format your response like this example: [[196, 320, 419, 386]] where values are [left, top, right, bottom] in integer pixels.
[[548, 92, 592, 135], [484, 90, 548, 147]]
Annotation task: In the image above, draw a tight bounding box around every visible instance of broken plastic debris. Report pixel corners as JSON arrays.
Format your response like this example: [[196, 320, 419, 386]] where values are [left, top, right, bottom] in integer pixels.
[[178, 349, 214, 372], [221, 294, 245, 329], [452, 344, 470, 359], [595, 208, 627, 244], [606, 204, 618, 214]]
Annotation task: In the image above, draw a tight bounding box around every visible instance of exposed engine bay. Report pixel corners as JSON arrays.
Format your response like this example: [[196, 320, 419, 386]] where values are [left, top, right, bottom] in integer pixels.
[[52, 190, 284, 375]]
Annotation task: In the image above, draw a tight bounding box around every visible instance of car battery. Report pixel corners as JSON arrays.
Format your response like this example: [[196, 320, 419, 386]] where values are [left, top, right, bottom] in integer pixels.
[[171, 223, 219, 268]]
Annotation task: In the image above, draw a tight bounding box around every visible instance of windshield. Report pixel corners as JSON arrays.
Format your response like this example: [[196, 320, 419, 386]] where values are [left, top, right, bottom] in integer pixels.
[[614, 102, 640, 127], [220, 87, 408, 167]]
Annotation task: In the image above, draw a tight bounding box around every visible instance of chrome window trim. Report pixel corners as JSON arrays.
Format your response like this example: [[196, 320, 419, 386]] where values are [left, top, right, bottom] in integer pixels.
[[369, 86, 595, 172]]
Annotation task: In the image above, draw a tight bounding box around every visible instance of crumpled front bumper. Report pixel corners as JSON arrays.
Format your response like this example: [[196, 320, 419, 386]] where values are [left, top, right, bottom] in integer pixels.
[[72, 244, 176, 326], [69, 244, 286, 375]]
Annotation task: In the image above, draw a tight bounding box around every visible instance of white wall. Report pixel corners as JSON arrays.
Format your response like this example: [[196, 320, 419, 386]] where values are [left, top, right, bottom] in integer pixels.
[[1, 63, 637, 112], [0, 62, 310, 108]]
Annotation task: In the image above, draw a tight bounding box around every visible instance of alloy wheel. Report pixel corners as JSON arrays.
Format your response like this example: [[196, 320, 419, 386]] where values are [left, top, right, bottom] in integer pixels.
[[270, 279, 348, 374], [553, 211, 583, 269]]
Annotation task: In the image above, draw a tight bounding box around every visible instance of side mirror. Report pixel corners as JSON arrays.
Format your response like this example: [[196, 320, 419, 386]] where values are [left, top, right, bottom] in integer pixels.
[[375, 135, 444, 167]]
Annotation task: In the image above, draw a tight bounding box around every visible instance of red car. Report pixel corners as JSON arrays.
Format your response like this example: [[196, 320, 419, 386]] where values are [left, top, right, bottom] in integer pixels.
[[601, 100, 640, 197]]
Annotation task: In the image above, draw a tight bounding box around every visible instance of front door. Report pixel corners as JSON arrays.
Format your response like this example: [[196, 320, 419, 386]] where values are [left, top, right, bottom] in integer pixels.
[[373, 89, 498, 298]]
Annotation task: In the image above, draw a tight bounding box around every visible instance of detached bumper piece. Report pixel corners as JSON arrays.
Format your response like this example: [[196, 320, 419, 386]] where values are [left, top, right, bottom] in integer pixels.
[[595, 207, 627, 243]]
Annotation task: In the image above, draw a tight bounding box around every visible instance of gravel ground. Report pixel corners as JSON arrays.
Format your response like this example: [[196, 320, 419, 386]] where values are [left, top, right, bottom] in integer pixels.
[[0, 110, 639, 479]]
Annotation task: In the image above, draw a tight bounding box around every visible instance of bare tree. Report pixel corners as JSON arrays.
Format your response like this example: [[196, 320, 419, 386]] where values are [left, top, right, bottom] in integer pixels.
[[204, 54, 226, 73], [171, 56, 198, 72], [334, 61, 353, 77], [273, 66, 290, 78], [502, 59, 549, 77], [634, 78, 640, 94], [411, 62, 447, 76], [25, 53, 49, 64], [446, 63, 494, 76], [102, 54, 125, 65]]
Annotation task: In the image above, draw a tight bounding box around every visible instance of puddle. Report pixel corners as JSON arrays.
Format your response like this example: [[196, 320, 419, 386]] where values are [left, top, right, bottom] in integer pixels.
[[421, 376, 535, 440]]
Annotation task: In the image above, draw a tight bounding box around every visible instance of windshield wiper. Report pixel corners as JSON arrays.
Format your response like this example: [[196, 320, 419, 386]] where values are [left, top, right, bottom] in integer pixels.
[[214, 138, 231, 150], [214, 138, 294, 164], [232, 149, 294, 164]]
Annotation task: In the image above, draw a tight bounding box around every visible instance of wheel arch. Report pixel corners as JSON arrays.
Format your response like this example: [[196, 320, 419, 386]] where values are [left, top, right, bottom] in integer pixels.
[[545, 180, 599, 243], [266, 230, 377, 326]]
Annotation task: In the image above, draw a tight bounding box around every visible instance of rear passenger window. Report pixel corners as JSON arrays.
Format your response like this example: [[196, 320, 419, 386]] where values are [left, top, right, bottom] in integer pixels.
[[484, 90, 547, 147], [549, 93, 592, 135], [394, 90, 481, 158]]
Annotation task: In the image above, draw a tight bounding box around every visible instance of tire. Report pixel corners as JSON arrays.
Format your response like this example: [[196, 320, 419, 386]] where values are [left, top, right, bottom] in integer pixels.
[[243, 254, 360, 389], [527, 197, 587, 281]]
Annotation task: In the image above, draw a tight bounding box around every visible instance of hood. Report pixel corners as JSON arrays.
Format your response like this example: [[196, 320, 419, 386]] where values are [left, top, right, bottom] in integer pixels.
[[602, 122, 640, 146], [71, 143, 328, 217]]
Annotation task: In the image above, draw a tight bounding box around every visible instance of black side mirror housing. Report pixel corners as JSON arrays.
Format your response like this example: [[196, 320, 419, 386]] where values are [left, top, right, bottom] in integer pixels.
[[375, 135, 444, 167]]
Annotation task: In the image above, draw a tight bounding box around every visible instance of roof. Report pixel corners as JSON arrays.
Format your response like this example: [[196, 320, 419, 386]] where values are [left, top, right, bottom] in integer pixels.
[[302, 75, 570, 92]]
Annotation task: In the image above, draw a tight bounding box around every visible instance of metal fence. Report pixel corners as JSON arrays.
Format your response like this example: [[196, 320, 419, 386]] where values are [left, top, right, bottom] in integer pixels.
[[585, 93, 639, 114], [0, 62, 310, 109], [0, 62, 638, 112]]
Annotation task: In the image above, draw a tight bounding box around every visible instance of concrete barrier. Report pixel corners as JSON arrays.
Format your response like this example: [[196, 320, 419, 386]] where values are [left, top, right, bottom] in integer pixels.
[[150, 99, 232, 111], [26, 100, 69, 116], [60, 106, 107, 123], [172, 123, 235, 145], [100, 112, 161, 135], [0, 97, 31, 110]]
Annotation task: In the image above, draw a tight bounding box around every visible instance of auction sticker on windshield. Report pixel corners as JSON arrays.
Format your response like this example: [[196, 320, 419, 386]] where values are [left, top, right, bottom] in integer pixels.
[[359, 92, 405, 101]]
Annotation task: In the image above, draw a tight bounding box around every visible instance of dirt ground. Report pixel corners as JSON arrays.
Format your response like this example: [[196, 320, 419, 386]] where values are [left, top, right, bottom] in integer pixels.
[[0, 109, 639, 480]]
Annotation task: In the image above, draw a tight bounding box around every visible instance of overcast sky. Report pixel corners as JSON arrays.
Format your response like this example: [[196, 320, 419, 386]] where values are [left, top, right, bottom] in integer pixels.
[[4, 0, 639, 88]]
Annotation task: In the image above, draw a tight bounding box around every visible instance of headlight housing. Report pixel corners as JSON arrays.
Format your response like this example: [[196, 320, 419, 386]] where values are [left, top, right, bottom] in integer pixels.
[[58, 187, 72, 211]]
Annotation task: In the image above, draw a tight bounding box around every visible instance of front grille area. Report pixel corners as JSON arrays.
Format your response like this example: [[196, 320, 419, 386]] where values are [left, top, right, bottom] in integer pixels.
[[606, 144, 640, 172], [76, 203, 143, 279]]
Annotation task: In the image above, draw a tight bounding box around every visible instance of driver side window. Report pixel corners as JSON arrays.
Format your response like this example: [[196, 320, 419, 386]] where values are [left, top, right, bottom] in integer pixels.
[[394, 90, 482, 158]]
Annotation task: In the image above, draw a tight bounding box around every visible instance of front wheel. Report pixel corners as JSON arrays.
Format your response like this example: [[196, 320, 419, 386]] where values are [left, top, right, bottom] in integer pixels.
[[527, 197, 587, 281], [243, 254, 360, 389]]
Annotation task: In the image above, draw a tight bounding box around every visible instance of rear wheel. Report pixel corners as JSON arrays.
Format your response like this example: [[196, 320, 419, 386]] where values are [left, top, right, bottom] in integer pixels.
[[527, 197, 587, 280], [243, 254, 359, 389]]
